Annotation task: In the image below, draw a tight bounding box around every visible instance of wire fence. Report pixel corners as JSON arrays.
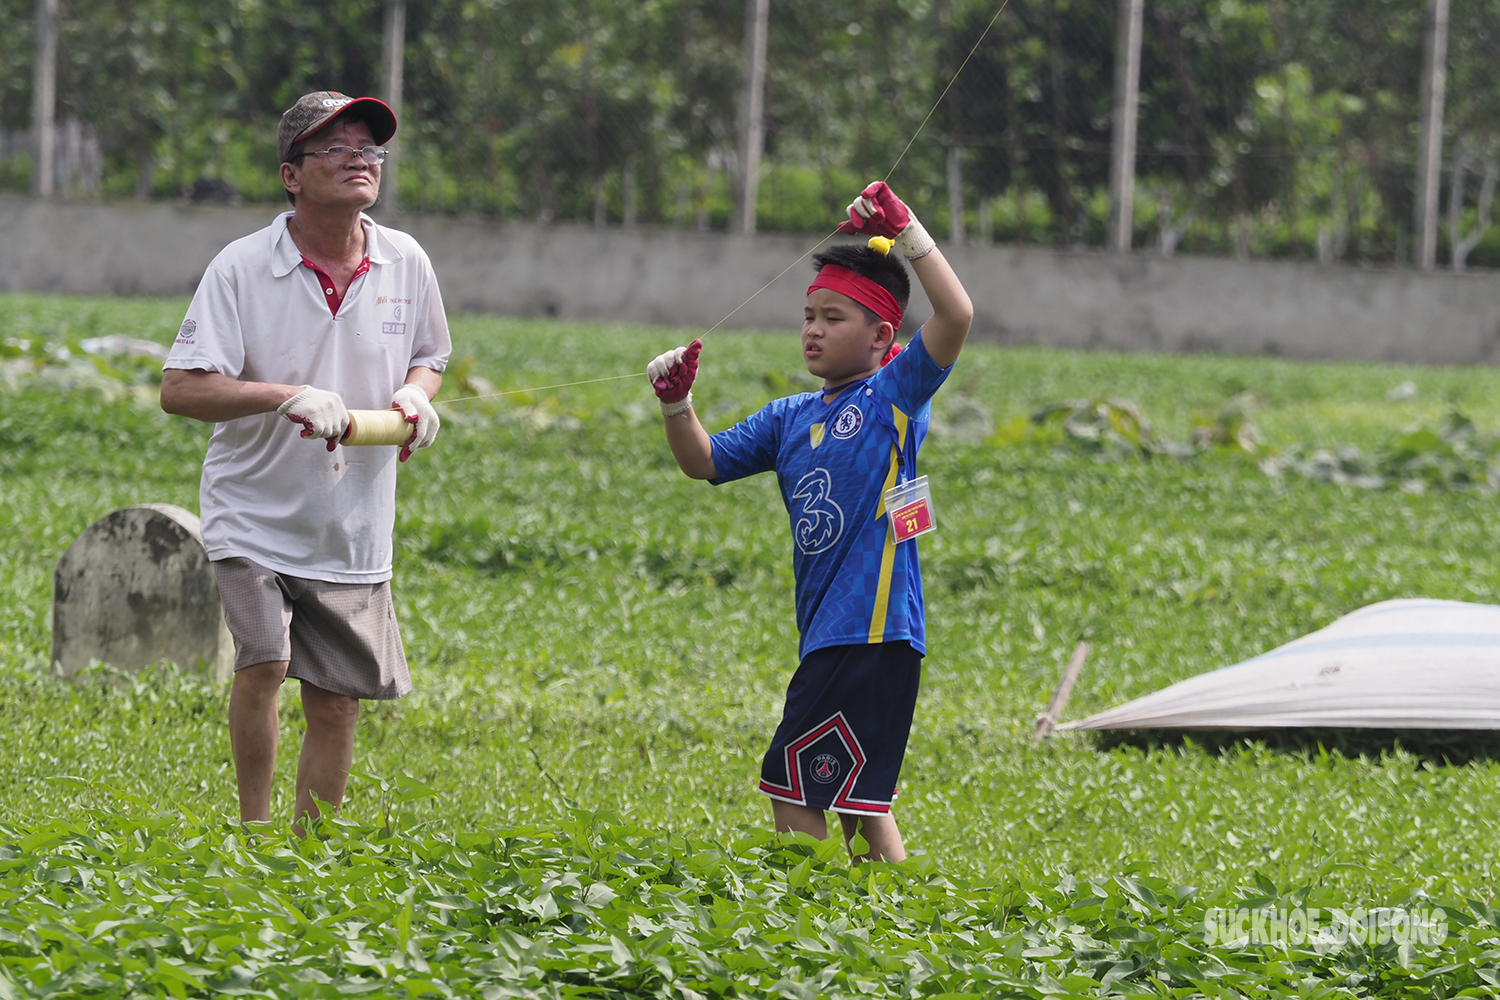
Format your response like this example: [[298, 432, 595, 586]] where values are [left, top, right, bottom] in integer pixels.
[[1, 0, 1497, 267]]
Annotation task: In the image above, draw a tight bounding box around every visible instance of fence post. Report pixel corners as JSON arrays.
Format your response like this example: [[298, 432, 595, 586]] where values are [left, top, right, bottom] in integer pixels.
[[947, 145, 966, 245], [735, 0, 770, 235], [380, 0, 407, 216], [31, 0, 57, 199], [1107, 0, 1143, 253], [1414, 0, 1449, 270]]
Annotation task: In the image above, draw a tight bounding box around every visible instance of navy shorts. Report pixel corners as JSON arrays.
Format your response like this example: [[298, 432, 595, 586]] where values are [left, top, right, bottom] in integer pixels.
[[758, 641, 923, 815]]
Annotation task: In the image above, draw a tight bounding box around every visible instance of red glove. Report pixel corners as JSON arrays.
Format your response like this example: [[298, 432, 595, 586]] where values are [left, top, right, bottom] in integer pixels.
[[397, 408, 419, 462], [392, 385, 439, 463], [837, 182, 912, 239], [648, 339, 702, 404]]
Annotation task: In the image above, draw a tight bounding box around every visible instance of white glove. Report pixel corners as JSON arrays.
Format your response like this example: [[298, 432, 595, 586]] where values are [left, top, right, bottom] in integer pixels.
[[894, 218, 937, 260], [392, 385, 440, 461], [277, 385, 349, 451]]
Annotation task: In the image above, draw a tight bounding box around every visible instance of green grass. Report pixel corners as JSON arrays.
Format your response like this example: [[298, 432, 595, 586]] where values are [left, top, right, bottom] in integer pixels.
[[4, 292, 1500, 997]]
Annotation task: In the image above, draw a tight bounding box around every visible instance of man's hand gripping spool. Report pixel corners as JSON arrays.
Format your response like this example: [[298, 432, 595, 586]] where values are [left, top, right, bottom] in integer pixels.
[[280, 385, 440, 462]]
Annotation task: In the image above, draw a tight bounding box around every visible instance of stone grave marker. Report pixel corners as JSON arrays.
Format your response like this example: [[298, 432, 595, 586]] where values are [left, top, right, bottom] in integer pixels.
[[52, 504, 233, 682]]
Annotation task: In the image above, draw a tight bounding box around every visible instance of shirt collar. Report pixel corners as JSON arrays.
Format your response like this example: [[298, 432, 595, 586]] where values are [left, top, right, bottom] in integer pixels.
[[820, 374, 875, 406], [270, 211, 401, 277], [362, 215, 400, 266]]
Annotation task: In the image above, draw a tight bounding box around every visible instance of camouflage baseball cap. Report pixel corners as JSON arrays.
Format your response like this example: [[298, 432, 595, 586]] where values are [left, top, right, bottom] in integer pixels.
[[278, 91, 397, 163]]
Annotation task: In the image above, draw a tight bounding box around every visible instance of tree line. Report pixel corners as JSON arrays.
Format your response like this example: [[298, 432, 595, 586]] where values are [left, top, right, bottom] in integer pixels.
[[1, 0, 1496, 265]]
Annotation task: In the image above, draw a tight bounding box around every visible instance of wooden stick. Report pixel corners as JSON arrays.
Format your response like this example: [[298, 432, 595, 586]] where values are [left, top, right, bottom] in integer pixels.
[[1033, 641, 1088, 743]]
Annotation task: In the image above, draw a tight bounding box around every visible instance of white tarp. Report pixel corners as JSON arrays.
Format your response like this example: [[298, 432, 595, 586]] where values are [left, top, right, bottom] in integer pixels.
[[1060, 598, 1500, 731]]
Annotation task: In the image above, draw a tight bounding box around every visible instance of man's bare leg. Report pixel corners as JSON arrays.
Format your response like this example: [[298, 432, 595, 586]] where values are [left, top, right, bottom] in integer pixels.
[[772, 800, 829, 839], [839, 812, 906, 862], [293, 682, 360, 833], [228, 660, 290, 822]]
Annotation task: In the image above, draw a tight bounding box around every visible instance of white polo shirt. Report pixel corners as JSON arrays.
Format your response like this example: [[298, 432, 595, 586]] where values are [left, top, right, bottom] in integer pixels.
[[165, 211, 451, 584]]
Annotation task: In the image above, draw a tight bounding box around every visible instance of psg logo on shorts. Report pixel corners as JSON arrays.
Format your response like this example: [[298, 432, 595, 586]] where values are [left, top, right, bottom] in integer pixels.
[[830, 403, 863, 440], [810, 753, 841, 783]]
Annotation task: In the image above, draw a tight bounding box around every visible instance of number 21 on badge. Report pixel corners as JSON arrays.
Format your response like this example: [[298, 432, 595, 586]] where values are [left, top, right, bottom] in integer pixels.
[[883, 475, 936, 544]]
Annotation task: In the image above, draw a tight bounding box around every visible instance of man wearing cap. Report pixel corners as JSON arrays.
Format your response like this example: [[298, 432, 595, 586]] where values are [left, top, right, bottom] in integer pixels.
[[160, 91, 452, 830]]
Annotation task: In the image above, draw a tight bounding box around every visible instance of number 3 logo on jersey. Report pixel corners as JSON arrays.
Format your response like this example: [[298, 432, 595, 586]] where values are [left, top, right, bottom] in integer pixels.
[[792, 468, 845, 555]]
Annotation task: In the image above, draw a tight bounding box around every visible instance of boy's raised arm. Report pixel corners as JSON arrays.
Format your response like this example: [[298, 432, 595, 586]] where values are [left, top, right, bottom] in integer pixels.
[[906, 248, 972, 369], [648, 339, 717, 480], [840, 182, 974, 368]]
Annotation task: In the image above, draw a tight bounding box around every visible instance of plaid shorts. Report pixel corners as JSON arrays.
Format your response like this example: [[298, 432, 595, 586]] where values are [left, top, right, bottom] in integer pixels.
[[212, 557, 411, 700]]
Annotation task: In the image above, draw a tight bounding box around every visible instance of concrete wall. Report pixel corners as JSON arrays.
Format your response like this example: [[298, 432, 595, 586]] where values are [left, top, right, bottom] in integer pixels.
[[4, 194, 1499, 365]]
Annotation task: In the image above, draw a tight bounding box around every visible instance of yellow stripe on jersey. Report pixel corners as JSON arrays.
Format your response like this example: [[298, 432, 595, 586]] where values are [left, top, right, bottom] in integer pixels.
[[810, 422, 826, 449], [868, 406, 911, 644]]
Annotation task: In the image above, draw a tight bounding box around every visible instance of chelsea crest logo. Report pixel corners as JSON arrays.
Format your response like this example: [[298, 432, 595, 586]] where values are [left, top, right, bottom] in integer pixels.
[[830, 403, 863, 440]]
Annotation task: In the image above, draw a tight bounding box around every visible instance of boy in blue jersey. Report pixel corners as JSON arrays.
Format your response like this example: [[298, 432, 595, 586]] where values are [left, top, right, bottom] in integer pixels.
[[647, 182, 974, 861]]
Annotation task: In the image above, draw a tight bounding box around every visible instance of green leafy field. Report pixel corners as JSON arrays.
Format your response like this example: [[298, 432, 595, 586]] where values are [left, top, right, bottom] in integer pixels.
[[4, 292, 1500, 997]]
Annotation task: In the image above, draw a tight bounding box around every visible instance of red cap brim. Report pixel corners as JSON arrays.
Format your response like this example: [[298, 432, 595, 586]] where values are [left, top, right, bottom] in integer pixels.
[[294, 96, 397, 147]]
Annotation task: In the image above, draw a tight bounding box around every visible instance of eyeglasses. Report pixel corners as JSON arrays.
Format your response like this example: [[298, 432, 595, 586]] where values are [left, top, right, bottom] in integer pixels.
[[297, 145, 388, 166]]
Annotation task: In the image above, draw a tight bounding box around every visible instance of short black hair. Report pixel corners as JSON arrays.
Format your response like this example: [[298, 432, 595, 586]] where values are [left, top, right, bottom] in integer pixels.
[[809, 243, 911, 324]]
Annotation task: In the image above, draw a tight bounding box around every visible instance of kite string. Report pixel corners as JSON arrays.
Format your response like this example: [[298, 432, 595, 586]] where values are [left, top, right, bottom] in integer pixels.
[[698, 224, 844, 339], [433, 226, 842, 407], [883, 0, 1011, 185], [435, 371, 642, 407], [436, 0, 1010, 409]]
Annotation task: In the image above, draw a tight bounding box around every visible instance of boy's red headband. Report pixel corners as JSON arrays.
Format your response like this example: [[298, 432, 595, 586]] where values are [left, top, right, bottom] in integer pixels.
[[807, 265, 903, 328]]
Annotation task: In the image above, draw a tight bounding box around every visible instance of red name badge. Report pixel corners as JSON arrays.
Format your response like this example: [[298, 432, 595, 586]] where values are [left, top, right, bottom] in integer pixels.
[[884, 474, 937, 544], [890, 497, 933, 542]]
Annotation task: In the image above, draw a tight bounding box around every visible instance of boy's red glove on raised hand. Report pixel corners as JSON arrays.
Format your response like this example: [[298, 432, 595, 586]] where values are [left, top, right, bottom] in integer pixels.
[[837, 181, 937, 259], [647, 338, 702, 415], [838, 181, 911, 239]]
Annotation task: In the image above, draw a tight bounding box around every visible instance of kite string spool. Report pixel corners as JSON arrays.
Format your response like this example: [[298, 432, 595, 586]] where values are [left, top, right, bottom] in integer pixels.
[[342, 408, 413, 446]]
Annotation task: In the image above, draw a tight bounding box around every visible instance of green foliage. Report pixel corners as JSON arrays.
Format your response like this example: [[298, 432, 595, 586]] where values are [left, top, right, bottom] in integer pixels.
[[1024, 397, 1198, 458], [5, 0, 1500, 259], [1005, 390, 1500, 494], [9, 293, 1500, 993], [994, 391, 1262, 458], [4, 805, 1500, 998], [1261, 410, 1500, 492]]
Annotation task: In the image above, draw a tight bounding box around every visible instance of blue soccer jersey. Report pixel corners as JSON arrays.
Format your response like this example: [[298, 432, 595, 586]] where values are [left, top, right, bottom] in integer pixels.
[[710, 331, 952, 658]]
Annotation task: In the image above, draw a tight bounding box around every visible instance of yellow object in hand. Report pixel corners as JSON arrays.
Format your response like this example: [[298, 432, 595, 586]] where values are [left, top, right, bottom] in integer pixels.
[[867, 236, 894, 256], [342, 408, 413, 446]]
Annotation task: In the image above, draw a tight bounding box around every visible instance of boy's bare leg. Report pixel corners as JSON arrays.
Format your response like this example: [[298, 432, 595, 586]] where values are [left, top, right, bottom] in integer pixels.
[[229, 660, 290, 822], [293, 682, 360, 833], [773, 800, 830, 839], [839, 813, 906, 862]]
